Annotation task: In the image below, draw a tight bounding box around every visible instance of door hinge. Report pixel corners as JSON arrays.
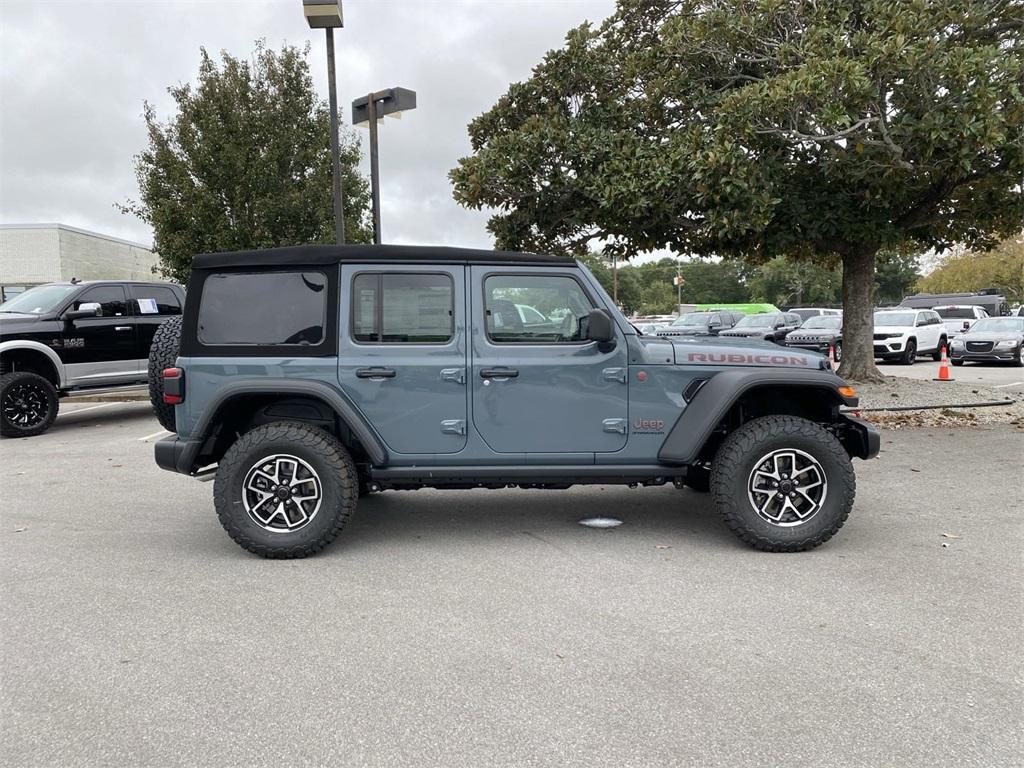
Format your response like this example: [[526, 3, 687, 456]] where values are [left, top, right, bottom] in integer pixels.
[[602, 367, 627, 383], [602, 418, 627, 434], [440, 419, 466, 436], [440, 368, 465, 385]]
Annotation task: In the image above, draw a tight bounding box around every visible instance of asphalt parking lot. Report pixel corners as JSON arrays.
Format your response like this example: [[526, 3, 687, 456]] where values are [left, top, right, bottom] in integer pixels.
[[878, 356, 1024, 395], [2, 402, 1022, 768]]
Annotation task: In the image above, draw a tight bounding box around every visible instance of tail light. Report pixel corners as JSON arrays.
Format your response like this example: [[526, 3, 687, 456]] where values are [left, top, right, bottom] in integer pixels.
[[162, 367, 184, 405]]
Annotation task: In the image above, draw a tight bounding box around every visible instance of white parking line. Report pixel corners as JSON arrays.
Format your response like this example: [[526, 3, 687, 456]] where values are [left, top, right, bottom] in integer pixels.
[[137, 429, 172, 442], [57, 403, 118, 417], [993, 381, 1024, 389]]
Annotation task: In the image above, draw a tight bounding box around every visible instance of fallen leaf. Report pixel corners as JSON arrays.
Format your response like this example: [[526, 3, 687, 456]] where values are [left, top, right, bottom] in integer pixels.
[[14, 527, 27, 533], [941, 533, 962, 539], [910, 468, 921, 472], [111, 464, 123, 468], [655, 544, 672, 550]]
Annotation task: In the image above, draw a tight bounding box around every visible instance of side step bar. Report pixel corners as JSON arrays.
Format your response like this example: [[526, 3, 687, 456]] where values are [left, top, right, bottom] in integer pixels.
[[370, 464, 688, 488]]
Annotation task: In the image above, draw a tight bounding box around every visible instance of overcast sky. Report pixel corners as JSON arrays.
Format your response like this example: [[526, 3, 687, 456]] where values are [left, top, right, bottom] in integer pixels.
[[1, 0, 616, 250]]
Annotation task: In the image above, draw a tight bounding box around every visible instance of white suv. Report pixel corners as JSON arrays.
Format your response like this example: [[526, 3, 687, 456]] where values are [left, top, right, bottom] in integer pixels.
[[873, 309, 948, 364]]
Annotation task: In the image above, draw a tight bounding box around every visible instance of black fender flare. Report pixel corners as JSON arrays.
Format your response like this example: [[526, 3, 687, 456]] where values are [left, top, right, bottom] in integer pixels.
[[187, 378, 388, 467], [657, 368, 857, 464]]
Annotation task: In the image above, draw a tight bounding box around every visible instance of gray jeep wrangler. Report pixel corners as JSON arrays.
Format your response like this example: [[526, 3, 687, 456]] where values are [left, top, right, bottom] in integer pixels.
[[152, 244, 879, 558]]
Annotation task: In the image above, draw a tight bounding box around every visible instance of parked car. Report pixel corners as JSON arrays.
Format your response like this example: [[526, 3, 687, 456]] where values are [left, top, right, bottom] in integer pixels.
[[933, 305, 989, 346], [150, 243, 878, 557], [719, 312, 802, 344], [872, 309, 947, 364], [949, 316, 1024, 366], [655, 310, 742, 338], [785, 315, 844, 361], [789, 308, 842, 323], [0, 279, 185, 437]]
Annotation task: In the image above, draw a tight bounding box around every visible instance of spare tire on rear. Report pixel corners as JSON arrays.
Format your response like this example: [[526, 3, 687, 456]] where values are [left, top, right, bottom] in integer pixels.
[[148, 315, 182, 433]]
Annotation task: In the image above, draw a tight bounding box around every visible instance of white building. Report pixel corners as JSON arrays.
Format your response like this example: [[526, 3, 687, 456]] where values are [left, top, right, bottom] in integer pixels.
[[0, 223, 158, 301]]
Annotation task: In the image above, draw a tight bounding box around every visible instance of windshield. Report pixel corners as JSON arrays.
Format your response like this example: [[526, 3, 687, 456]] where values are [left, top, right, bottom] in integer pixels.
[[734, 314, 775, 328], [970, 318, 1024, 333], [0, 284, 80, 314], [936, 307, 980, 319], [801, 316, 842, 330], [874, 312, 916, 327], [673, 313, 709, 327]]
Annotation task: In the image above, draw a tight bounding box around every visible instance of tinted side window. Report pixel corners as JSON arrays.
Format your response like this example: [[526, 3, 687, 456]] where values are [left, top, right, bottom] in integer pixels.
[[198, 272, 326, 345], [485, 274, 594, 343], [785, 313, 801, 325], [74, 286, 127, 317], [130, 285, 181, 315], [352, 273, 454, 344]]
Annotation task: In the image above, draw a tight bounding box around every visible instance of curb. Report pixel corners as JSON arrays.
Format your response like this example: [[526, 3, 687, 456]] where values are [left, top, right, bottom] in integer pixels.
[[842, 399, 1015, 413]]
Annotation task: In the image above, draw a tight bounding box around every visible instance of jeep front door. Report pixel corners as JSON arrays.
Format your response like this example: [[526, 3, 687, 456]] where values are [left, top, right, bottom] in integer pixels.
[[470, 267, 629, 454], [338, 265, 468, 455]]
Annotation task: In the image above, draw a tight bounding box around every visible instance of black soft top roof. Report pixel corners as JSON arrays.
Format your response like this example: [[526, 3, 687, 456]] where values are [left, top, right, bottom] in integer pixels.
[[192, 244, 574, 269]]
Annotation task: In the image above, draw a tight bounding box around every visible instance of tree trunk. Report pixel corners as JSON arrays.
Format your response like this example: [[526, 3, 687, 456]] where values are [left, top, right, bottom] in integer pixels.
[[837, 248, 886, 383]]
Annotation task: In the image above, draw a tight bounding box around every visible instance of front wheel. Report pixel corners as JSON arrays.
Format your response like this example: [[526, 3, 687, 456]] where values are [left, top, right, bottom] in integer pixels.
[[213, 422, 358, 558], [710, 415, 855, 551], [901, 339, 917, 365], [1, 371, 59, 438]]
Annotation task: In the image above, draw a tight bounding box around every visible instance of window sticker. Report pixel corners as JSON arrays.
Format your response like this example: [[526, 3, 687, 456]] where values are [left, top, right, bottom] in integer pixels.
[[138, 298, 159, 314]]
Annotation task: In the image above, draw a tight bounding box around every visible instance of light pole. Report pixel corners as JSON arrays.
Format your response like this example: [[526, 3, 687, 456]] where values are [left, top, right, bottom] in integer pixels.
[[352, 87, 417, 244], [303, 0, 345, 245]]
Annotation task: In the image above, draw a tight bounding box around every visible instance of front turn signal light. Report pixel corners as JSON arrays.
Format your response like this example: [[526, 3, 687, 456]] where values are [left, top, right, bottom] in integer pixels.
[[837, 385, 856, 399]]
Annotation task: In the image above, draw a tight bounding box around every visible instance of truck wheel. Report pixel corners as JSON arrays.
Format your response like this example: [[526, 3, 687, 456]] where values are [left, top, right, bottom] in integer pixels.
[[710, 415, 855, 552], [1, 371, 59, 438], [148, 316, 182, 433], [214, 421, 358, 558], [832, 341, 842, 362]]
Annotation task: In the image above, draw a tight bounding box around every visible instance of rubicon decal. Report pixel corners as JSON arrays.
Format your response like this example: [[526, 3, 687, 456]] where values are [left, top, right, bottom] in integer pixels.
[[686, 352, 810, 367]]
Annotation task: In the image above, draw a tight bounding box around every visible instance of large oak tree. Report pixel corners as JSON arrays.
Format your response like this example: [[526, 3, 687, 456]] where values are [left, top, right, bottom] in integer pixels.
[[121, 41, 371, 282], [451, 0, 1023, 380]]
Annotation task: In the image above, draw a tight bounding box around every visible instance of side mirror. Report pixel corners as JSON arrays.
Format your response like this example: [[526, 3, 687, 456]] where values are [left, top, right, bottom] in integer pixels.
[[64, 302, 101, 321], [586, 308, 615, 344]]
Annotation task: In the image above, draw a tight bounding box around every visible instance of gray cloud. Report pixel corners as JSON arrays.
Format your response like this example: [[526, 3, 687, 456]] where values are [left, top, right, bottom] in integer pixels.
[[0, 0, 615, 250]]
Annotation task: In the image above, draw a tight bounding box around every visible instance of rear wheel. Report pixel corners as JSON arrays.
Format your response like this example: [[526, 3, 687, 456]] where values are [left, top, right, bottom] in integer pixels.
[[214, 422, 358, 558], [710, 415, 855, 552], [0, 372, 59, 438], [832, 341, 843, 362], [147, 316, 182, 433]]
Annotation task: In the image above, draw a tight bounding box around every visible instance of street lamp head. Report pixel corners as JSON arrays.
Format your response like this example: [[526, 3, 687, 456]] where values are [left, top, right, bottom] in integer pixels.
[[303, 0, 343, 29], [352, 87, 417, 125]]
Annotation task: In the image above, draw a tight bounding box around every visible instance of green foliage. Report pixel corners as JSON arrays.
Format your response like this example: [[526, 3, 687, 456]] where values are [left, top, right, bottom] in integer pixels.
[[451, 0, 1023, 378], [875, 251, 922, 304], [917, 235, 1024, 301], [121, 41, 371, 282], [747, 257, 842, 306]]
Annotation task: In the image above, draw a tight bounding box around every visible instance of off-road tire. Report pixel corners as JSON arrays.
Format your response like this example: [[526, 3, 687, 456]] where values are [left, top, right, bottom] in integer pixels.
[[901, 339, 917, 365], [931, 337, 947, 362], [0, 371, 59, 438], [710, 415, 855, 552], [214, 421, 358, 558], [951, 358, 964, 367], [148, 316, 182, 433]]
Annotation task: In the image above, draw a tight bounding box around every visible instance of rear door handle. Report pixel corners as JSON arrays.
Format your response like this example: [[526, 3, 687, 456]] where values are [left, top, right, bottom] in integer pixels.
[[480, 368, 519, 379], [355, 367, 396, 379]]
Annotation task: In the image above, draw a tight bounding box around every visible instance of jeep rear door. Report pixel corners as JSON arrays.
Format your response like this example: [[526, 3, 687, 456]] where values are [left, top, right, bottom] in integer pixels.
[[469, 266, 629, 454], [338, 265, 468, 454]]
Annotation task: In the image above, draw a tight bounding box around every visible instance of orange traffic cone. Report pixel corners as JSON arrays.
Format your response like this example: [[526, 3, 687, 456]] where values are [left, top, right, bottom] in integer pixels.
[[828, 343, 837, 369], [933, 344, 954, 382]]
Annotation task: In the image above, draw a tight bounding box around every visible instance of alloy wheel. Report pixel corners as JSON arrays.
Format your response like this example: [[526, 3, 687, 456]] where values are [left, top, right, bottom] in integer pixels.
[[242, 454, 323, 533], [747, 448, 828, 527], [2, 381, 50, 429]]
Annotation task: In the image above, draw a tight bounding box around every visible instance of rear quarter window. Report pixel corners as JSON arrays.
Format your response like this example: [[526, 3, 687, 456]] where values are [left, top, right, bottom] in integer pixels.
[[197, 271, 327, 345]]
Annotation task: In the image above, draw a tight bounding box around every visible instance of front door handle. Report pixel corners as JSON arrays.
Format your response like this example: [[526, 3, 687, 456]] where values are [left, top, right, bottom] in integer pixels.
[[480, 368, 519, 379], [355, 367, 397, 380]]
